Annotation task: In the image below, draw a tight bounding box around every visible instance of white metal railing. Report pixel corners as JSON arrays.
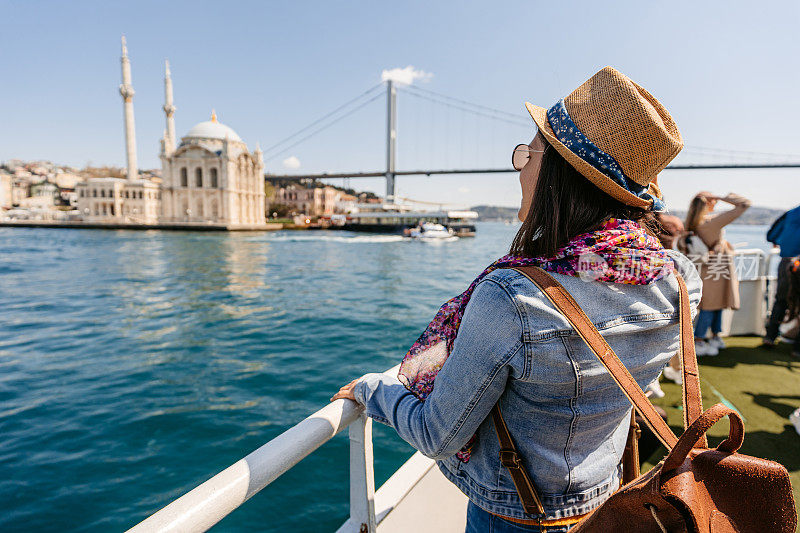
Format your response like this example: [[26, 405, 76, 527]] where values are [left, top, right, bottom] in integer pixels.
[[731, 247, 779, 280], [128, 364, 401, 533], [722, 248, 780, 336]]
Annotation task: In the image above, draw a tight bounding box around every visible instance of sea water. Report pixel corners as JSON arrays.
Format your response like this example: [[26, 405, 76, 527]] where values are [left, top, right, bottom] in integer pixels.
[[0, 223, 770, 532]]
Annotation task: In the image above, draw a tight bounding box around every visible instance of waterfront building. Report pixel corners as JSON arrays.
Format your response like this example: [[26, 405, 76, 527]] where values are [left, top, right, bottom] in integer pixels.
[[76, 178, 160, 222], [0, 172, 11, 209], [335, 193, 357, 214], [274, 185, 343, 217], [73, 38, 265, 228], [159, 112, 266, 226]]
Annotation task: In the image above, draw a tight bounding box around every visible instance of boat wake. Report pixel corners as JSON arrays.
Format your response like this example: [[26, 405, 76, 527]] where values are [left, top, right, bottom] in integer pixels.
[[267, 234, 407, 244]]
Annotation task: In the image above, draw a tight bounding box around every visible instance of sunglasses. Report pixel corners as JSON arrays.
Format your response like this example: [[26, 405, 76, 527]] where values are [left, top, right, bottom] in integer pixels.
[[512, 143, 545, 171]]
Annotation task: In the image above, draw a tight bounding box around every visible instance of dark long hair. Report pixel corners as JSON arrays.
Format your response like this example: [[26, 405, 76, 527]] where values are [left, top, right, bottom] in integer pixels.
[[510, 138, 658, 258]]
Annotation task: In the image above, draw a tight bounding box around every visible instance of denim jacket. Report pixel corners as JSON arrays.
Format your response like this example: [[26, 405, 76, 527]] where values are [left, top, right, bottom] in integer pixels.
[[353, 251, 701, 520]]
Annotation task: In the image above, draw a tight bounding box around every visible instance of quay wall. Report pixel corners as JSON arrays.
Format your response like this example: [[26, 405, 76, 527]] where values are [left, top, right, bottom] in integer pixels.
[[0, 220, 283, 232]]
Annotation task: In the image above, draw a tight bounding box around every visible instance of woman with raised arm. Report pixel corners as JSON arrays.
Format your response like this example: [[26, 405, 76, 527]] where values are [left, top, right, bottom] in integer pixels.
[[332, 67, 700, 532], [684, 191, 751, 356]]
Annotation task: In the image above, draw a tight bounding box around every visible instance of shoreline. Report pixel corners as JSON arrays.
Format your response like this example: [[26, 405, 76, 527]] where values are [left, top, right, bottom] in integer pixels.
[[0, 220, 284, 232]]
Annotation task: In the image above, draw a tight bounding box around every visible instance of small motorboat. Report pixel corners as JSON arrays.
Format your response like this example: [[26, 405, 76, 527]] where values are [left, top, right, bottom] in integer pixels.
[[408, 222, 457, 240]]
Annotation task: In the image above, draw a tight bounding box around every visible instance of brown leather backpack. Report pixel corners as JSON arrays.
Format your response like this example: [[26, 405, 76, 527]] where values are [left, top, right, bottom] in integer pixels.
[[491, 266, 797, 532]]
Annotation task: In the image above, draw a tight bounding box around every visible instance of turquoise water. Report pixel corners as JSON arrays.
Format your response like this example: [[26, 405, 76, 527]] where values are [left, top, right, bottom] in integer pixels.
[[0, 223, 769, 532]]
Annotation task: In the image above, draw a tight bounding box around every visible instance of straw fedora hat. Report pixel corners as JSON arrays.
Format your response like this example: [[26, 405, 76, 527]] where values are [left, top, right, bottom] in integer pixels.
[[526, 66, 682, 209]]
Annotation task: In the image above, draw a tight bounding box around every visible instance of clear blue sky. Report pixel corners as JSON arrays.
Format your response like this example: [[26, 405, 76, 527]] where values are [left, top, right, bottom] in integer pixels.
[[2, 0, 799, 210]]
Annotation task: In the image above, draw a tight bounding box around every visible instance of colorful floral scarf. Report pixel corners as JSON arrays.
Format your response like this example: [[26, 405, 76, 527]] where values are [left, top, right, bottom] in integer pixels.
[[397, 218, 674, 461]]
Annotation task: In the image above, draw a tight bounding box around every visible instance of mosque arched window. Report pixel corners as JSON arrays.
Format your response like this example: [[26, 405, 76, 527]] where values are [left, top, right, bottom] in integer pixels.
[[100, 189, 105, 198], [92, 189, 97, 198], [180, 167, 188, 187], [210, 168, 218, 188], [195, 168, 203, 188]]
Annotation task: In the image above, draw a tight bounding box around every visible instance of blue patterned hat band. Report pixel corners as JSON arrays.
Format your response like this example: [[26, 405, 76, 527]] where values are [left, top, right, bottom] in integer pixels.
[[546, 99, 665, 212]]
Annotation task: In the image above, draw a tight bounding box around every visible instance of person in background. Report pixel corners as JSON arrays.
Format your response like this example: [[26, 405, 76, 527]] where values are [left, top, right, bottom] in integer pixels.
[[784, 259, 800, 435], [685, 191, 751, 356], [655, 213, 684, 249], [763, 204, 800, 347]]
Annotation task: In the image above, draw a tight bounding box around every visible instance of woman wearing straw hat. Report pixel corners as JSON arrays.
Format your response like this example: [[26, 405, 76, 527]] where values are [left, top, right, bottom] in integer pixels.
[[333, 67, 701, 531]]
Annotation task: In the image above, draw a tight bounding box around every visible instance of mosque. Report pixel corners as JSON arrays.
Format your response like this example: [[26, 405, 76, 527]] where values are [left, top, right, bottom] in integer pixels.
[[76, 37, 266, 228]]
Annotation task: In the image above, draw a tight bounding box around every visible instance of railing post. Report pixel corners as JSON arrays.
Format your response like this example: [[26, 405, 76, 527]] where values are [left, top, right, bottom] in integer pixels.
[[349, 413, 377, 532]]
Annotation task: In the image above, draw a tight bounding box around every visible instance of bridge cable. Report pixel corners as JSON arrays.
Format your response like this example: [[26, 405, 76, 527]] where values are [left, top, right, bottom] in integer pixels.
[[264, 91, 385, 162], [262, 82, 384, 157], [398, 86, 531, 128], [401, 84, 530, 122]]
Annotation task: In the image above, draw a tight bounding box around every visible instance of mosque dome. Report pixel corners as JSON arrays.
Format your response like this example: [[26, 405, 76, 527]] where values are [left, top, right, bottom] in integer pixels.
[[183, 111, 242, 142]]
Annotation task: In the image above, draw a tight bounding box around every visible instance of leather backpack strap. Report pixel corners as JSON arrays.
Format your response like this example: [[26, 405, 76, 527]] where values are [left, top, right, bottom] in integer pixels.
[[674, 273, 707, 447], [491, 405, 546, 516], [621, 410, 641, 484], [513, 266, 679, 450]]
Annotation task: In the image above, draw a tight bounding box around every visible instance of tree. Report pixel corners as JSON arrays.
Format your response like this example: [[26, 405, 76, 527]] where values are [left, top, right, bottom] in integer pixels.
[[267, 203, 292, 218], [264, 180, 275, 199]]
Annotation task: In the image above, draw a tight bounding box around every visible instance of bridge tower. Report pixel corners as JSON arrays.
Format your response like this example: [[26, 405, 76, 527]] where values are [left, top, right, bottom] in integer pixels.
[[385, 80, 396, 203]]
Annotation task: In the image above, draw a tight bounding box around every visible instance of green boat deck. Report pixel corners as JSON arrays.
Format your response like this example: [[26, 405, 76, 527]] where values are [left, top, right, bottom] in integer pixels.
[[643, 336, 800, 511]]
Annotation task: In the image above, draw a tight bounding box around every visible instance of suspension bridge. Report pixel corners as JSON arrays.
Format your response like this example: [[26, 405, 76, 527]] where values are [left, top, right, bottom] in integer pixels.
[[262, 81, 800, 203]]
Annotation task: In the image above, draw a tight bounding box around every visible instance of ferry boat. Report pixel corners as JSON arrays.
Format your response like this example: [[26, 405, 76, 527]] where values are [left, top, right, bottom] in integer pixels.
[[337, 202, 479, 237], [126, 248, 798, 532]]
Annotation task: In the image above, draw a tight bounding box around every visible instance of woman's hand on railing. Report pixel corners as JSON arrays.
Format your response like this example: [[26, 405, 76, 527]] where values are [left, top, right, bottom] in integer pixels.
[[331, 377, 361, 402]]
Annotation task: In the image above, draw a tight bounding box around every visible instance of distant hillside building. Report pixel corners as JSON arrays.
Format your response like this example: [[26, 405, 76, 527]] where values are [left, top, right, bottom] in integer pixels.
[[76, 178, 161, 223], [11, 178, 30, 206]]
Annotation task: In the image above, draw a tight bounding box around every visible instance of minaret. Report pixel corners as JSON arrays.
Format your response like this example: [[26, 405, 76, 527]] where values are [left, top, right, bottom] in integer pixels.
[[163, 60, 176, 155], [119, 36, 138, 181], [254, 142, 264, 175]]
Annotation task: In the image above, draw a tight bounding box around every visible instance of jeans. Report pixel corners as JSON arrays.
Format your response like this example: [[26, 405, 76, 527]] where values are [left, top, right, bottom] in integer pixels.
[[694, 309, 723, 338], [765, 257, 791, 341], [465, 501, 574, 533]]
